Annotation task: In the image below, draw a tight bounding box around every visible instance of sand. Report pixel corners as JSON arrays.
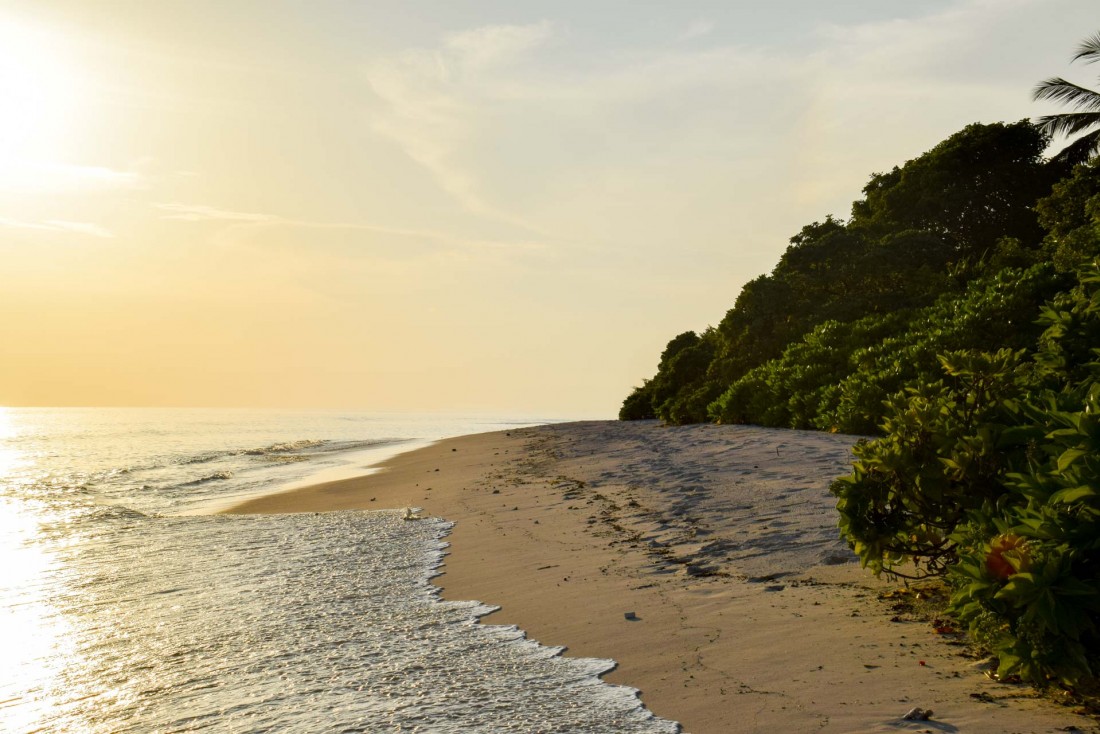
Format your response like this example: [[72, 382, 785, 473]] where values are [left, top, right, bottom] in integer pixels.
[[225, 420, 1095, 734]]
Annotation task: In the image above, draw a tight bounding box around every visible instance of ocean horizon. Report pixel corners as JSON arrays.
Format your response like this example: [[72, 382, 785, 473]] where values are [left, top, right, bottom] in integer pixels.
[[0, 407, 679, 733]]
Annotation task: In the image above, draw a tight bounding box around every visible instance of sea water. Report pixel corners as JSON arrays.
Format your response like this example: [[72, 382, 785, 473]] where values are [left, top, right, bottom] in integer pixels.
[[0, 408, 679, 733]]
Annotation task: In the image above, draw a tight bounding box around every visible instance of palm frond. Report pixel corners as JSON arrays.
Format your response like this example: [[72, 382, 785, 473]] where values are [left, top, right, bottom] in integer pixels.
[[1072, 32, 1100, 64], [1033, 77, 1100, 110], [1051, 129, 1100, 166], [1035, 111, 1100, 137], [1035, 33, 1100, 165]]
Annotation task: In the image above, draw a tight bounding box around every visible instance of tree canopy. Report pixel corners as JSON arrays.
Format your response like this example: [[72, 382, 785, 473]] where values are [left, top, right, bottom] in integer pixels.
[[622, 120, 1061, 426]]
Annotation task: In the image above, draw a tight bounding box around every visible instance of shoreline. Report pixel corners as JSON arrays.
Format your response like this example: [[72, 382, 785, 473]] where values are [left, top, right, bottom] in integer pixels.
[[223, 420, 1093, 733]]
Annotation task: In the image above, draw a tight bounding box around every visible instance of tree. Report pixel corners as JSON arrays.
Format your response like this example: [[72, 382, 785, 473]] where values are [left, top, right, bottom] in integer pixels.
[[647, 330, 721, 425], [850, 121, 1053, 257], [619, 381, 657, 420], [1034, 32, 1100, 166]]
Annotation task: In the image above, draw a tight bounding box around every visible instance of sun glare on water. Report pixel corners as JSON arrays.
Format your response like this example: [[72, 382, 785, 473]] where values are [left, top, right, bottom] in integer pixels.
[[0, 411, 78, 731], [0, 501, 76, 732]]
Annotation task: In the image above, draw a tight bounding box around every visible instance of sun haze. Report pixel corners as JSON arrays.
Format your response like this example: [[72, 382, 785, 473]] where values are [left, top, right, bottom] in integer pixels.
[[0, 0, 1094, 416]]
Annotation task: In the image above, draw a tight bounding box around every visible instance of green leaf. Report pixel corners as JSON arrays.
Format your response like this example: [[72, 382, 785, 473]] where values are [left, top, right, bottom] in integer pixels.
[[1057, 447, 1089, 472], [997, 650, 1022, 676], [1050, 485, 1099, 504], [996, 573, 1041, 602]]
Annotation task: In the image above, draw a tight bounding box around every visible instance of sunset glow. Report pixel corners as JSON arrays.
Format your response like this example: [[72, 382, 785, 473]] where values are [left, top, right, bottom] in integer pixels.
[[3, 5, 1100, 730], [0, 1, 1094, 415]]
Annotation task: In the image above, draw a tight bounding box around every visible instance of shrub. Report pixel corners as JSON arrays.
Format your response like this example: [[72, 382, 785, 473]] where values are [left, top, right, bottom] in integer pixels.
[[832, 349, 1032, 577], [836, 261, 1100, 684]]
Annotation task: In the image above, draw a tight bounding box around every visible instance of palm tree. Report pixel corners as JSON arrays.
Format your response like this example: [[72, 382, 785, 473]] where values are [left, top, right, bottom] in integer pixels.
[[1034, 32, 1100, 165]]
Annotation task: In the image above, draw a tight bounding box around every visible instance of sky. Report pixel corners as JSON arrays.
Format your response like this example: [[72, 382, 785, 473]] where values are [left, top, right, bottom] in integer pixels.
[[0, 0, 1096, 417]]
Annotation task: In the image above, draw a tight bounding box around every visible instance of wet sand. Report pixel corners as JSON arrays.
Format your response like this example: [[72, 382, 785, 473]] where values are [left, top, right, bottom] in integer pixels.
[[225, 420, 1092, 734]]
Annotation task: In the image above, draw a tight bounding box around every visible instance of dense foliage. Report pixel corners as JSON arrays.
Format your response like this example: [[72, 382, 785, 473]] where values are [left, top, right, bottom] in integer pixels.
[[710, 264, 1068, 434], [835, 261, 1100, 684], [620, 102, 1100, 684], [620, 120, 1063, 426]]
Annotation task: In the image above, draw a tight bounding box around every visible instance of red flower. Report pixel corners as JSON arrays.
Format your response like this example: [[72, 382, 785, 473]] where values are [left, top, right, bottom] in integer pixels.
[[986, 534, 1031, 580]]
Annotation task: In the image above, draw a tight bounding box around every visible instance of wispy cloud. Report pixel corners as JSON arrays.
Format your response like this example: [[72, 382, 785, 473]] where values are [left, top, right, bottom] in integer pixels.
[[364, 22, 556, 233], [362, 21, 802, 256], [443, 21, 555, 70], [48, 220, 116, 238], [153, 201, 546, 256], [676, 19, 714, 43], [61, 164, 144, 189], [0, 161, 144, 194], [0, 217, 114, 238], [154, 203, 278, 223]]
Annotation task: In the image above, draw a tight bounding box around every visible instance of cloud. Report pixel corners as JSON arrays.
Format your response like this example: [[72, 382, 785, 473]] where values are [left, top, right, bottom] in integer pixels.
[[363, 22, 806, 260], [154, 203, 278, 222], [153, 201, 546, 257], [0, 217, 114, 238], [444, 21, 555, 70], [676, 20, 714, 43], [364, 22, 558, 233], [0, 161, 143, 194], [56, 163, 143, 189], [47, 220, 116, 238]]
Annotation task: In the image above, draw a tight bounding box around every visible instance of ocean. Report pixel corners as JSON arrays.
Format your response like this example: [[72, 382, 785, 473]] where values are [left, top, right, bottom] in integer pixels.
[[0, 408, 680, 733]]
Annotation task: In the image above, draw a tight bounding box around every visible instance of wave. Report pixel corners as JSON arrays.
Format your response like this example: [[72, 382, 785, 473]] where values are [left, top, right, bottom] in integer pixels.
[[260, 455, 311, 464], [179, 451, 243, 466], [180, 471, 234, 487], [84, 439, 407, 500], [244, 438, 407, 458], [176, 440, 332, 466], [244, 439, 328, 456], [85, 504, 152, 524]]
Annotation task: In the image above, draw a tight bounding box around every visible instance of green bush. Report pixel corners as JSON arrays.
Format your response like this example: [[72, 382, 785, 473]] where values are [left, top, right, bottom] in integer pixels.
[[619, 381, 657, 420], [951, 381, 1100, 685], [836, 261, 1100, 685], [832, 349, 1032, 577]]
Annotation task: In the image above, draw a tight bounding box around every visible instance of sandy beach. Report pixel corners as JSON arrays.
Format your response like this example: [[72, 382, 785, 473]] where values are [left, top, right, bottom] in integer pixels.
[[225, 421, 1094, 733]]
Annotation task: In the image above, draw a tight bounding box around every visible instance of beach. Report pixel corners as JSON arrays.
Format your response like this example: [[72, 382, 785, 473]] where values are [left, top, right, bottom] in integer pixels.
[[227, 420, 1094, 733]]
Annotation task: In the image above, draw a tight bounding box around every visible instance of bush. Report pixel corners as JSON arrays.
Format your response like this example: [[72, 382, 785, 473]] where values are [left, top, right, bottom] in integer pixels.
[[832, 349, 1032, 577], [619, 382, 656, 420], [836, 261, 1100, 685], [951, 381, 1100, 685]]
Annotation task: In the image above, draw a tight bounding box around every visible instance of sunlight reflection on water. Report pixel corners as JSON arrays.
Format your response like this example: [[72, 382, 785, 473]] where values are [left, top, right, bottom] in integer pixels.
[[0, 498, 76, 733]]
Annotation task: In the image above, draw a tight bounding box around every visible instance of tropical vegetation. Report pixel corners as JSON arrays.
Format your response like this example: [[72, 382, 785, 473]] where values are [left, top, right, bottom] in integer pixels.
[[621, 34, 1100, 687]]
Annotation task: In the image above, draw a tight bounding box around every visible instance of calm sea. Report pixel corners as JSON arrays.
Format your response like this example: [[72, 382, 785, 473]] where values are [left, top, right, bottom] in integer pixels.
[[0, 408, 679, 733]]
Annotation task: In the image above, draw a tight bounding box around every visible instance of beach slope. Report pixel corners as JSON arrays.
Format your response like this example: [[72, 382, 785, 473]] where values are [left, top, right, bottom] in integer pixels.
[[225, 421, 1093, 734]]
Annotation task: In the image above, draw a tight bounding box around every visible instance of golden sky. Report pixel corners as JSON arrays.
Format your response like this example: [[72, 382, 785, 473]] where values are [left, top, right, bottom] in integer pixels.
[[0, 0, 1094, 416]]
